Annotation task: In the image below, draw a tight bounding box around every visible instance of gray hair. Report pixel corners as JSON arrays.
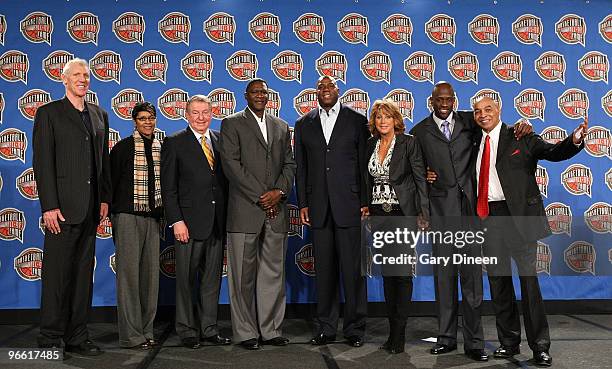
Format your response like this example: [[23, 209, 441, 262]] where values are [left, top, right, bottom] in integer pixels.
[[62, 58, 89, 76], [186, 94, 212, 112]]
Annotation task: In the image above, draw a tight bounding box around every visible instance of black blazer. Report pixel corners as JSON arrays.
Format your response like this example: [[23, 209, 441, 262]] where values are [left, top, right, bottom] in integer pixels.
[[161, 127, 227, 240], [295, 104, 370, 228], [471, 123, 583, 242], [409, 111, 479, 217], [365, 134, 429, 218], [33, 97, 111, 224]]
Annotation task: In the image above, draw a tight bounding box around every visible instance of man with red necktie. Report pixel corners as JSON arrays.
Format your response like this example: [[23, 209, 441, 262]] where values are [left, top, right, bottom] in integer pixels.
[[471, 96, 586, 367]]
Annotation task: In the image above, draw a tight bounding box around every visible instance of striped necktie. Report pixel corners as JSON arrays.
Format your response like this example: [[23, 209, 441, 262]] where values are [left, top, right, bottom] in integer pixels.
[[201, 136, 215, 169]]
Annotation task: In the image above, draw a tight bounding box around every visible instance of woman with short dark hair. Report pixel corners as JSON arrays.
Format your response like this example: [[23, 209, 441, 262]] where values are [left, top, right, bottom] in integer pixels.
[[110, 102, 163, 350]]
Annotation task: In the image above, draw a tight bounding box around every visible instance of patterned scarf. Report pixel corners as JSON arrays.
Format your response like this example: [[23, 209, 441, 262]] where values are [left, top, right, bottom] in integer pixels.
[[133, 130, 162, 212]]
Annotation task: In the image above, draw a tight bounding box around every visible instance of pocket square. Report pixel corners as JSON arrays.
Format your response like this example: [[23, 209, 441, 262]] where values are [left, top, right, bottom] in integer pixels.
[[510, 149, 520, 156]]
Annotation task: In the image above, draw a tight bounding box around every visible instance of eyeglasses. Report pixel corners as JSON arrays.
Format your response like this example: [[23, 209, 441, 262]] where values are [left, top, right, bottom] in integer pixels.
[[136, 116, 156, 122]]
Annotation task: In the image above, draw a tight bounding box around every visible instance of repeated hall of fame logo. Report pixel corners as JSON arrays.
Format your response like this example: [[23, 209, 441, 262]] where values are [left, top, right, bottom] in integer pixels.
[[204, 12, 235, 45], [85, 90, 98, 106], [158, 12, 190, 45], [360, 51, 392, 84], [20, 11, 53, 45], [558, 88, 589, 119], [96, 217, 113, 239], [535, 165, 549, 198], [381, 14, 412, 46], [564, 241, 596, 275], [584, 202, 611, 234], [287, 204, 303, 239], [584, 126, 611, 158], [562, 164, 593, 197], [18, 89, 51, 121], [471, 89, 502, 110], [0, 15, 6, 46], [113, 12, 145, 45], [294, 88, 318, 116], [468, 14, 499, 46], [404, 51, 435, 84], [265, 88, 281, 117], [90, 50, 122, 84], [578, 51, 609, 83], [607, 168, 612, 191], [293, 13, 325, 45], [541, 126, 568, 144], [208, 88, 236, 120], [337, 13, 368, 46], [111, 88, 144, 120], [536, 241, 552, 275], [535, 51, 566, 84], [385, 89, 414, 122], [315, 51, 347, 84], [226, 50, 257, 81], [425, 14, 455, 46], [602, 90, 612, 117], [491, 51, 522, 84], [135, 50, 167, 83], [545, 202, 572, 236], [555, 14, 586, 46], [599, 14, 612, 43], [42, 50, 74, 82], [67, 12, 100, 45], [0, 128, 27, 163], [181, 50, 213, 83], [15, 167, 37, 200], [158, 88, 188, 120], [512, 14, 543, 46], [159, 246, 176, 278], [0, 208, 26, 243], [340, 88, 370, 116], [109, 253, 116, 274], [514, 88, 545, 121], [295, 244, 315, 276], [0, 50, 29, 84], [271, 50, 303, 83], [14, 247, 43, 281], [249, 12, 281, 45], [108, 128, 121, 152]]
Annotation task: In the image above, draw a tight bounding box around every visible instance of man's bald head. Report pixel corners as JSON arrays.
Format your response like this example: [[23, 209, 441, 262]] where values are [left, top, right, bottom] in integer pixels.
[[430, 81, 455, 120]]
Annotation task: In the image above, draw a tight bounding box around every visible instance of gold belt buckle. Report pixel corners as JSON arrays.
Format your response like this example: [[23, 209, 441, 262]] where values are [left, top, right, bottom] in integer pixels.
[[382, 203, 392, 213]]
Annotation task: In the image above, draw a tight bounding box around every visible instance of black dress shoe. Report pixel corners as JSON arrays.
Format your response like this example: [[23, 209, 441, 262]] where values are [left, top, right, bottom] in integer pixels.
[[240, 338, 260, 350], [346, 336, 363, 347], [65, 340, 103, 356], [146, 338, 159, 347], [430, 343, 457, 355], [181, 337, 201, 349], [261, 336, 289, 346], [310, 333, 336, 345], [379, 340, 391, 351], [493, 345, 520, 358], [130, 342, 152, 350], [465, 349, 489, 361], [202, 334, 231, 345], [533, 351, 552, 367]]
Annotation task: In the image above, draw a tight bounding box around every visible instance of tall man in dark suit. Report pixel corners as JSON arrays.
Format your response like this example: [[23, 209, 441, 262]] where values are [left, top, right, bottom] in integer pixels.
[[219, 79, 296, 350], [471, 97, 585, 367], [33, 58, 110, 356], [409, 82, 487, 360], [295, 76, 370, 347], [161, 95, 230, 349]]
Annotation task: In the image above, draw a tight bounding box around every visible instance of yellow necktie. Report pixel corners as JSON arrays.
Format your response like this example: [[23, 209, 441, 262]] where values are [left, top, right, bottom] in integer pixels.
[[201, 136, 215, 169]]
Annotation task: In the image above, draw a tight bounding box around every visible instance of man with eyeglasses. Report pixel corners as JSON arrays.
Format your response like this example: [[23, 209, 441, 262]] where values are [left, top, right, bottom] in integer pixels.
[[110, 102, 163, 350]]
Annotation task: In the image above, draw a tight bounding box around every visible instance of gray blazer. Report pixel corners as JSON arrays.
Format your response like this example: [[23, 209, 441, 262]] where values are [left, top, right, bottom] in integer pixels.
[[219, 109, 296, 233]]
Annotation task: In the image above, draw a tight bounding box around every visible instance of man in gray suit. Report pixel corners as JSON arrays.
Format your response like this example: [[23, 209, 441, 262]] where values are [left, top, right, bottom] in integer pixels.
[[219, 79, 296, 350]]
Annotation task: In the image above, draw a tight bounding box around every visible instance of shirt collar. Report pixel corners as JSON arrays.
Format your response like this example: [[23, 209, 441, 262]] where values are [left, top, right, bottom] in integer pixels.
[[247, 106, 266, 123], [189, 125, 210, 142], [432, 111, 454, 129], [482, 121, 502, 141], [318, 100, 341, 116]]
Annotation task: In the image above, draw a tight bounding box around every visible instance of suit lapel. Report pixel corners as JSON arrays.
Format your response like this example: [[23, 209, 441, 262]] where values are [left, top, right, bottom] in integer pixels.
[[308, 109, 327, 148], [209, 130, 222, 171], [244, 109, 268, 149], [61, 97, 88, 135], [450, 113, 464, 141], [424, 114, 448, 142], [496, 123, 512, 166], [389, 134, 404, 180]]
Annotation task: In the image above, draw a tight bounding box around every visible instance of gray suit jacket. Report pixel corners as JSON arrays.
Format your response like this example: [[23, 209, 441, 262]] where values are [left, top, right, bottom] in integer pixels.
[[219, 109, 296, 233]]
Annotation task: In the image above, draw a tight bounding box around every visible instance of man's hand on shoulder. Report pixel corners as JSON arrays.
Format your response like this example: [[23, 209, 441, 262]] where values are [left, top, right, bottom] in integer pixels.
[[513, 120, 534, 140]]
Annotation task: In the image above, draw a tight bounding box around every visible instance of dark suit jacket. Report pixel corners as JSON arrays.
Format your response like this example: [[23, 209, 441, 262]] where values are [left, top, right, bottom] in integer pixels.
[[33, 97, 111, 224], [365, 133, 429, 218], [471, 123, 584, 243], [161, 127, 227, 240], [409, 111, 478, 217], [219, 109, 296, 233], [295, 104, 370, 228]]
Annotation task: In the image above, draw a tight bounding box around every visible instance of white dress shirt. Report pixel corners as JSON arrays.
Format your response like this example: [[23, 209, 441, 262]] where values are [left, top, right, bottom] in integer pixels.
[[476, 122, 505, 201], [248, 106, 268, 144], [189, 126, 213, 155], [319, 100, 341, 144], [432, 111, 455, 137]]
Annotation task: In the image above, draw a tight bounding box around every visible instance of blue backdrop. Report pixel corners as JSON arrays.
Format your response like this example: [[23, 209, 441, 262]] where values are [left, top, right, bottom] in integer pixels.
[[0, 0, 610, 309]]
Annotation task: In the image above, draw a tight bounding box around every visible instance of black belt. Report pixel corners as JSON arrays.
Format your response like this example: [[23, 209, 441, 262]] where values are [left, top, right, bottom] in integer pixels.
[[371, 203, 401, 213]]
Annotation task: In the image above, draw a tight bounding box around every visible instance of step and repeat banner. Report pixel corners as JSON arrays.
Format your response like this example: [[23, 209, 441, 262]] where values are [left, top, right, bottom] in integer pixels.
[[0, 0, 610, 309]]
